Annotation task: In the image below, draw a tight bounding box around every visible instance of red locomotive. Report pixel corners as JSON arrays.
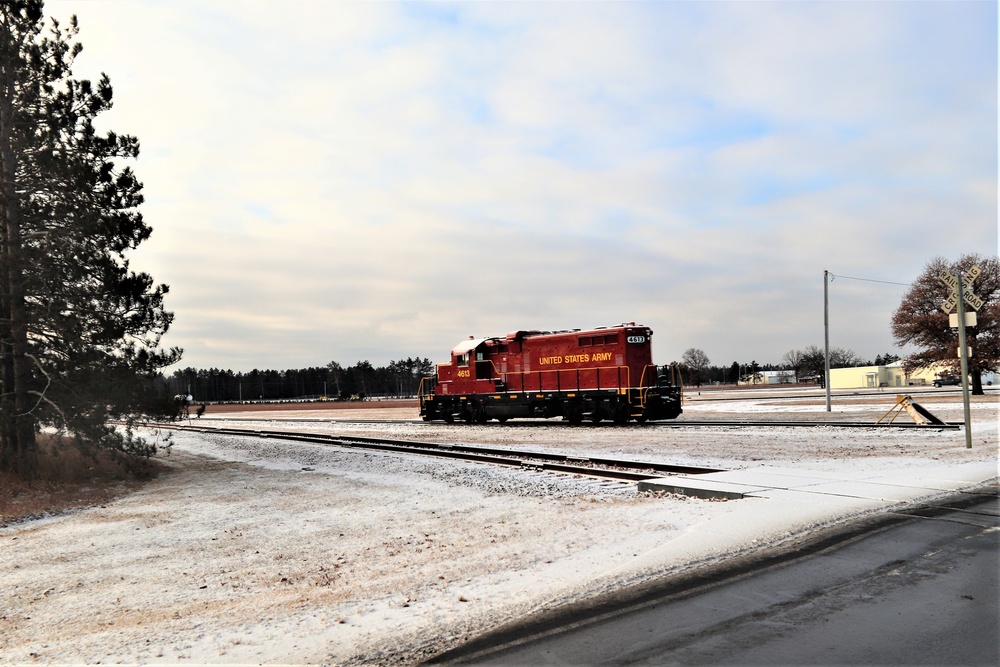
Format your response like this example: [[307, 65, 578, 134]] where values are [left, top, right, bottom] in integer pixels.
[[418, 323, 683, 424]]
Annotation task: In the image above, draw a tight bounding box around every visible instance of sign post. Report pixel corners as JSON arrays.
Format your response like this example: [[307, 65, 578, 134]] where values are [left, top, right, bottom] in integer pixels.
[[939, 266, 982, 449]]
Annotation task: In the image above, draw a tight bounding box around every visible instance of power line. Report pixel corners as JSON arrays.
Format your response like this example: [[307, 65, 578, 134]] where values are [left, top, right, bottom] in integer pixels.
[[828, 273, 911, 287]]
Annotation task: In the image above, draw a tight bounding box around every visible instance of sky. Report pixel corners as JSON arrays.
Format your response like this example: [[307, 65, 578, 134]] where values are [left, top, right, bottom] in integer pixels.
[[48, 0, 997, 373]]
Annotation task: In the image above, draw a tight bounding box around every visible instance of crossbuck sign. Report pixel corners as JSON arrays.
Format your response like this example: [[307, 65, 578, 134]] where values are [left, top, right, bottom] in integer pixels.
[[939, 265, 983, 313]]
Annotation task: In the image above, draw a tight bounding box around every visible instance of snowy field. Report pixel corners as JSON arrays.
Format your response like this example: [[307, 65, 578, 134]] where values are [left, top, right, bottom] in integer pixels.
[[1, 388, 997, 665]]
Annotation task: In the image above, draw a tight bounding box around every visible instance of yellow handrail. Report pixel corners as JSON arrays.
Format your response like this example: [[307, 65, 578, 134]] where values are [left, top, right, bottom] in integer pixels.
[[500, 365, 631, 392]]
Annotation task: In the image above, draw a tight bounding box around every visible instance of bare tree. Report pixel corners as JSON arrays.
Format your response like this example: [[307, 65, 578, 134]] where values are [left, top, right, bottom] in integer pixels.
[[829, 348, 863, 368], [781, 349, 805, 381], [680, 348, 711, 386], [892, 254, 999, 395]]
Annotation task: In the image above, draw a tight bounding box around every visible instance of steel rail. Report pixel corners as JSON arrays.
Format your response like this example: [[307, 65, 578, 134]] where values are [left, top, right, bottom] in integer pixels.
[[147, 422, 722, 481], [198, 416, 960, 429], [459, 419, 959, 429], [653, 419, 960, 429]]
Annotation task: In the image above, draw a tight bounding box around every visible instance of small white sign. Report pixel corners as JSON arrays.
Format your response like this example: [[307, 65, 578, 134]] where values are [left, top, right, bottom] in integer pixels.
[[950, 312, 978, 328]]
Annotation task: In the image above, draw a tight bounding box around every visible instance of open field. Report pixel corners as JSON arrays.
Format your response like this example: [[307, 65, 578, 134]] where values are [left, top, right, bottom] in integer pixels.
[[1, 387, 996, 665]]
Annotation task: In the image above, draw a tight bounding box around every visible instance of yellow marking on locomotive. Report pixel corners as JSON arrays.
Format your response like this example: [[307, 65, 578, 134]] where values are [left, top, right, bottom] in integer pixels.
[[537, 352, 616, 366]]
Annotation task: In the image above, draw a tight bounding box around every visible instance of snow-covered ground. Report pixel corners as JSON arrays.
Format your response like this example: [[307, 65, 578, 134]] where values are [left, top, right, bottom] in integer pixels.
[[1, 388, 996, 665]]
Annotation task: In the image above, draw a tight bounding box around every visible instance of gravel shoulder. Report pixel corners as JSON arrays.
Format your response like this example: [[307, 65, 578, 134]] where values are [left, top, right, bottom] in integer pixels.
[[1, 389, 996, 665]]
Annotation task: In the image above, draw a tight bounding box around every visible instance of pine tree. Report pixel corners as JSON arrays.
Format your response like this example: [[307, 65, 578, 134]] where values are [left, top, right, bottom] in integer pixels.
[[0, 1, 180, 479]]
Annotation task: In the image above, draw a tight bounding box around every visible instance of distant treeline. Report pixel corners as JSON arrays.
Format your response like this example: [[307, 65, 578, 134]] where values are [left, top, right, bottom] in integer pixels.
[[167, 358, 435, 403], [167, 347, 900, 402]]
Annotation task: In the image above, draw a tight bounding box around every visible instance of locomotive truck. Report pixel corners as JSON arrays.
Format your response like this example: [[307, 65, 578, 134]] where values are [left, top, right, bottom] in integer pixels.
[[418, 323, 683, 424]]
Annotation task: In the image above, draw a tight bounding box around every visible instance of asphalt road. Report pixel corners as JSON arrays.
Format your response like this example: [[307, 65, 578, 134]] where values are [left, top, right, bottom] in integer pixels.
[[429, 490, 999, 666]]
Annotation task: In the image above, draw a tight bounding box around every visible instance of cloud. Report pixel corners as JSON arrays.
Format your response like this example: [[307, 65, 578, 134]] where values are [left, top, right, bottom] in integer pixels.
[[48, 0, 997, 372]]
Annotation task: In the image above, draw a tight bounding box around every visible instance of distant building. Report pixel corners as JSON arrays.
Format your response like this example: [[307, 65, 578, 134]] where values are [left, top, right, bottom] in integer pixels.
[[736, 362, 993, 389], [828, 362, 994, 389], [760, 370, 797, 385], [829, 362, 933, 389], [736, 369, 797, 385]]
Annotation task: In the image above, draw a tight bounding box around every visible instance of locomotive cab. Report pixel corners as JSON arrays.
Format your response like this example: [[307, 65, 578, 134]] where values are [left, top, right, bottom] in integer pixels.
[[447, 338, 501, 389], [418, 337, 501, 423]]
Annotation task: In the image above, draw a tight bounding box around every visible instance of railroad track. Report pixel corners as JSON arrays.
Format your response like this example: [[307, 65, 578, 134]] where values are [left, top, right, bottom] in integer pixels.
[[195, 416, 961, 429], [149, 422, 724, 483], [653, 419, 960, 429]]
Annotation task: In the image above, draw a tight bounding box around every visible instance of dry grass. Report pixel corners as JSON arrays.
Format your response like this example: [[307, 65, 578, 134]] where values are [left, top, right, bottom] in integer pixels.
[[0, 434, 168, 527]]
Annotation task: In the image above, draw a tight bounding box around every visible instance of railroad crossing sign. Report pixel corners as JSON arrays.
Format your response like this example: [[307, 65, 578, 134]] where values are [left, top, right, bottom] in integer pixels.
[[936, 264, 982, 450], [939, 265, 984, 313]]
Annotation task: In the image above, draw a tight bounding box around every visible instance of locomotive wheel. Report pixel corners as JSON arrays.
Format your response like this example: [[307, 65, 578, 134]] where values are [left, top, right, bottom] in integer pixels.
[[464, 402, 487, 425], [565, 402, 584, 426], [443, 411, 454, 424], [590, 401, 604, 424], [612, 402, 630, 425]]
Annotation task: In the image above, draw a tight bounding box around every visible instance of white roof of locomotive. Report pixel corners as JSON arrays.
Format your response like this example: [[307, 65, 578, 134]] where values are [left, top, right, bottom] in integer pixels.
[[450, 337, 488, 356], [450, 324, 649, 357]]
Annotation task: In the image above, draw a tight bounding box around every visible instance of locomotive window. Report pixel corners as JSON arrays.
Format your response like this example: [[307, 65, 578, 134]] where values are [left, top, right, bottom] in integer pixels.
[[458, 353, 470, 367], [476, 351, 485, 361], [579, 336, 592, 347]]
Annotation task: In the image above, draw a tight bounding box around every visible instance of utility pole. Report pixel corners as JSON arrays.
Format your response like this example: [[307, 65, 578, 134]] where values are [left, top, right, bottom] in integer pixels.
[[824, 270, 831, 412]]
